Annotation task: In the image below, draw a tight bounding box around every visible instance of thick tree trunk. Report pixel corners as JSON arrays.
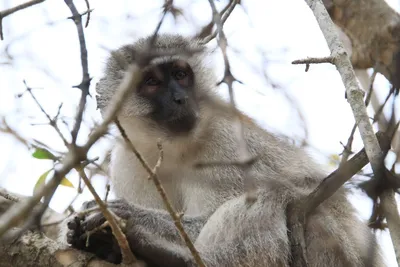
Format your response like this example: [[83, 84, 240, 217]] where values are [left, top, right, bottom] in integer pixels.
[[0, 229, 64, 267], [0, 189, 118, 267]]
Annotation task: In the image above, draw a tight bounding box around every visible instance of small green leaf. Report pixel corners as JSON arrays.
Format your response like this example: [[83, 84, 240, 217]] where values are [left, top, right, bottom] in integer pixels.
[[60, 177, 74, 188], [33, 169, 52, 195], [32, 148, 56, 160]]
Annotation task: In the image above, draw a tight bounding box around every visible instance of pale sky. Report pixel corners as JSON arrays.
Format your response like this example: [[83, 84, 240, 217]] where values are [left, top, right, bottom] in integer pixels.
[[0, 0, 399, 265]]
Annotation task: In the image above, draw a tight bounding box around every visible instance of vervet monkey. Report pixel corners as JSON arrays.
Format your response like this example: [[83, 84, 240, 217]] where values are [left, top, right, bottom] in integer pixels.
[[63, 34, 384, 267]]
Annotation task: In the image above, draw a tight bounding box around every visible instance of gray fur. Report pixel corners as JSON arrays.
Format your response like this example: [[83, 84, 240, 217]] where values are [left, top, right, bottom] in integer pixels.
[[68, 34, 384, 267]]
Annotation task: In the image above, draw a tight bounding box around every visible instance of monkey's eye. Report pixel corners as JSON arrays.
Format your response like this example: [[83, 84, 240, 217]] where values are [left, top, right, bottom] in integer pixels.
[[174, 70, 187, 80], [145, 77, 160, 86]]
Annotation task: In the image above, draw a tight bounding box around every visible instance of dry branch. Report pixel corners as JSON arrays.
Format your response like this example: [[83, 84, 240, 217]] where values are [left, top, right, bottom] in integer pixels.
[[296, 0, 400, 265], [115, 120, 206, 267], [76, 168, 137, 264], [0, 0, 203, 243], [292, 56, 334, 71], [207, 0, 257, 201], [0, 0, 45, 40], [23, 81, 69, 147], [287, 131, 392, 267], [340, 70, 377, 165], [200, 0, 239, 44], [64, 0, 92, 144]]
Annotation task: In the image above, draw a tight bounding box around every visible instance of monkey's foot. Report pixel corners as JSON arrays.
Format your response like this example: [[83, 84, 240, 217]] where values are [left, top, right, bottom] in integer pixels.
[[65, 199, 134, 264]]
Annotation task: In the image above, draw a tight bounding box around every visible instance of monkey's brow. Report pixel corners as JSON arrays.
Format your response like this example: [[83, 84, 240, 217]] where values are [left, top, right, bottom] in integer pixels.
[[172, 60, 189, 68]]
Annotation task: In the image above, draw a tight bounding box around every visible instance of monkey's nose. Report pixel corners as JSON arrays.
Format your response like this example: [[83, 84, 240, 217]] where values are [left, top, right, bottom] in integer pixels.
[[173, 95, 188, 105]]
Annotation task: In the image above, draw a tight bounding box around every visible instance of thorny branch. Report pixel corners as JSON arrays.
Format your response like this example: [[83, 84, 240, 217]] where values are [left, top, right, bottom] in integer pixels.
[[0, 1, 210, 266], [22, 80, 69, 147], [0, 0, 45, 40], [5, 0, 93, 239], [201, 0, 239, 44], [207, 0, 257, 201], [64, 0, 92, 144], [0, 0, 200, 244], [2, 1, 399, 266]]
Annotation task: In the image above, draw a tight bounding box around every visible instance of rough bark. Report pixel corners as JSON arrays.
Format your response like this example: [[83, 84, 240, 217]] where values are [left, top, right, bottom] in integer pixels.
[[0, 189, 120, 267], [0, 228, 64, 267], [320, 0, 400, 264], [323, 0, 400, 88]]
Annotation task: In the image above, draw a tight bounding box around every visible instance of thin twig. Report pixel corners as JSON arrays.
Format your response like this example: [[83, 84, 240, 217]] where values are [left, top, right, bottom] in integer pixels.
[[0, 0, 190, 240], [0, 118, 30, 149], [105, 184, 111, 202], [77, 167, 137, 264], [23, 80, 69, 147], [0, 0, 45, 40], [115, 120, 206, 267], [86, 220, 110, 247], [292, 56, 334, 65], [83, 0, 91, 28], [372, 86, 396, 124], [307, 132, 392, 213], [287, 132, 392, 267], [201, 0, 239, 44], [65, 0, 91, 144], [207, 0, 256, 201], [292, 56, 334, 72]]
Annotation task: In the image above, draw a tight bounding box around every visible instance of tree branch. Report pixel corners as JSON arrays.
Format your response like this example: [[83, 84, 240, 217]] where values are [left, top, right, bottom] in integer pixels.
[[294, 0, 400, 264], [115, 120, 206, 267], [64, 0, 91, 144], [76, 168, 137, 264], [0, 0, 45, 40]]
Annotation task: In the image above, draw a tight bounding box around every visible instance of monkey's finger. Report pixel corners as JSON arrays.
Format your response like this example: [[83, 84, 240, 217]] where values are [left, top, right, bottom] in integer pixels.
[[81, 213, 107, 232], [66, 230, 88, 251], [66, 230, 78, 244], [67, 216, 81, 230]]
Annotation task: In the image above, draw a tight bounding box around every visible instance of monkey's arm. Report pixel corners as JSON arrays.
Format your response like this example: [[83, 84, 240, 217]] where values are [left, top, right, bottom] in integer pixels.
[[66, 199, 206, 266]]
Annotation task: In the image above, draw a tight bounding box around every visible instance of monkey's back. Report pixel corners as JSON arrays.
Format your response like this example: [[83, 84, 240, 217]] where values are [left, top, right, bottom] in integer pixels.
[[190, 106, 384, 266]]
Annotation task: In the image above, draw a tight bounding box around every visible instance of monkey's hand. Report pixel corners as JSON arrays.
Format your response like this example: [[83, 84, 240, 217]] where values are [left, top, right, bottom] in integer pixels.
[[66, 199, 137, 264], [65, 199, 202, 267]]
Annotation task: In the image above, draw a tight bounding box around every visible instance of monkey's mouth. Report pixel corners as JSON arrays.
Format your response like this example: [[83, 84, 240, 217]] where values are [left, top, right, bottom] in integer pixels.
[[163, 109, 198, 134], [149, 103, 199, 135]]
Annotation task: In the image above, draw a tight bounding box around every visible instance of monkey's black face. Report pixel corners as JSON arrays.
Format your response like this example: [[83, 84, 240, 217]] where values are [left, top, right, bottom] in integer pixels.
[[137, 60, 198, 134]]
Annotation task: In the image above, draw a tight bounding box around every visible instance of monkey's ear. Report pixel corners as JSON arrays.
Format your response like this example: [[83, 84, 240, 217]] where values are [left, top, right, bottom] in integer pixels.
[[111, 45, 137, 71], [111, 51, 130, 71], [95, 95, 101, 110]]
